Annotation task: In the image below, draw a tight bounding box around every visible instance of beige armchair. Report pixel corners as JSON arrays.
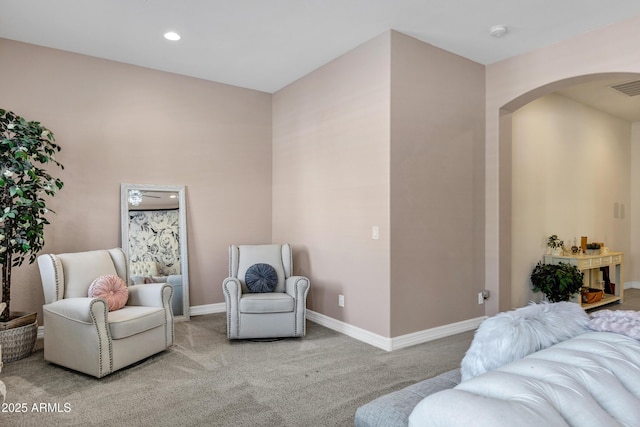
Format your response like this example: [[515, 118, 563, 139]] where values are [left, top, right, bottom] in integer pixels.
[[37, 248, 174, 378], [222, 244, 310, 339]]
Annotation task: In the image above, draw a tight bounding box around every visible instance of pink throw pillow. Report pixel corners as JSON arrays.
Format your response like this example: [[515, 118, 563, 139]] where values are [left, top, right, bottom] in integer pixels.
[[88, 275, 129, 311]]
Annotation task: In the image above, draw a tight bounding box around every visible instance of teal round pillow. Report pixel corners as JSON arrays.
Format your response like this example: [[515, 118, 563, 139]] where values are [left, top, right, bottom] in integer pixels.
[[245, 263, 278, 293]]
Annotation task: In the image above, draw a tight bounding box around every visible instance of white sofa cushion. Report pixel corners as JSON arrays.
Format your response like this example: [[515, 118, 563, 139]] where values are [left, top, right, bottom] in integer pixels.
[[107, 306, 166, 339], [410, 331, 640, 427], [240, 293, 294, 314]]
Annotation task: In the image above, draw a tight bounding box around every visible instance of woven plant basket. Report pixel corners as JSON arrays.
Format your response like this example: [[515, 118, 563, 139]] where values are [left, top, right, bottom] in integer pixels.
[[0, 320, 38, 363]]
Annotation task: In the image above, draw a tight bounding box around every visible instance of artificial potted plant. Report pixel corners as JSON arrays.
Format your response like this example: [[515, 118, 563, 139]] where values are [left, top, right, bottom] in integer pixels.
[[0, 109, 63, 362], [530, 261, 584, 303], [547, 234, 564, 256]]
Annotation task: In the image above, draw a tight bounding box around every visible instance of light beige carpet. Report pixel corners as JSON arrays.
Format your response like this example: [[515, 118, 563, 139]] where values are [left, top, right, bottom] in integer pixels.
[[1, 313, 474, 427], [3, 289, 639, 427]]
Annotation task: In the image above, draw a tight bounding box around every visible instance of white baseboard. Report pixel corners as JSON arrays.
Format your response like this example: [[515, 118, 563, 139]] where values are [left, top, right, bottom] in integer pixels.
[[306, 310, 393, 350], [389, 316, 486, 351], [306, 309, 486, 352], [188, 304, 484, 351], [625, 281, 640, 289], [188, 303, 226, 316]]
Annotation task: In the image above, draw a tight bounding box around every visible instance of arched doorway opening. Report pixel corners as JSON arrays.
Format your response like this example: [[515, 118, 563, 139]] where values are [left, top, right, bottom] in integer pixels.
[[495, 72, 640, 310]]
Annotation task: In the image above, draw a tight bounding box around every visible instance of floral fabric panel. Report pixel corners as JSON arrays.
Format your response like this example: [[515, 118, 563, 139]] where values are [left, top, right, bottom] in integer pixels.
[[128, 209, 180, 275]]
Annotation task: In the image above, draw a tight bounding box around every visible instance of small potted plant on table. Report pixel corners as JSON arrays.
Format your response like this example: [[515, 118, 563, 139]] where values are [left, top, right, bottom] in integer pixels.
[[547, 234, 564, 256]]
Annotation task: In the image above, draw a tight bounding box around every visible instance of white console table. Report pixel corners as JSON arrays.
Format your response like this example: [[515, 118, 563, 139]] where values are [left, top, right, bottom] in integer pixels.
[[543, 252, 624, 310]]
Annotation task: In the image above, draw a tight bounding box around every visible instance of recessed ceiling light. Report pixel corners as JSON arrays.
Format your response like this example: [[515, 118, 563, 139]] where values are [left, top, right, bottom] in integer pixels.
[[489, 25, 508, 37], [164, 31, 181, 41]]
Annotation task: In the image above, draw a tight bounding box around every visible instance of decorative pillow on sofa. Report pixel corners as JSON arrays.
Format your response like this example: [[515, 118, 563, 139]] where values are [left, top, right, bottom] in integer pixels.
[[460, 301, 588, 381], [245, 263, 278, 293], [88, 275, 129, 311]]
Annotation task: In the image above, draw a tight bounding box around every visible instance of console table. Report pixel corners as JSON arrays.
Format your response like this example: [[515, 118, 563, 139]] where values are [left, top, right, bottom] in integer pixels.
[[543, 252, 624, 310]]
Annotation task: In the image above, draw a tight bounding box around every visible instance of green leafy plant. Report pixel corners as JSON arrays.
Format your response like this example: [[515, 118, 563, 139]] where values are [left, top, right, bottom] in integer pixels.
[[0, 109, 64, 322], [530, 261, 584, 303]]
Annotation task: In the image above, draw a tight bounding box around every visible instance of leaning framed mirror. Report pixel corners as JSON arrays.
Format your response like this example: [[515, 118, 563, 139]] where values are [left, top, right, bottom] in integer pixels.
[[120, 183, 190, 320]]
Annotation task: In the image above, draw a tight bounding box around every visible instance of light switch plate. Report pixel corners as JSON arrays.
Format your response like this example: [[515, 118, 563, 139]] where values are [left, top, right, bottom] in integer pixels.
[[372, 226, 379, 240]]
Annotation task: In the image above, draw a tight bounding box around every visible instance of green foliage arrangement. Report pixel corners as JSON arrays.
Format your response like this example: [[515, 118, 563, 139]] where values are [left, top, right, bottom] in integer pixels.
[[0, 109, 64, 322], [530, 261, 584, 303]]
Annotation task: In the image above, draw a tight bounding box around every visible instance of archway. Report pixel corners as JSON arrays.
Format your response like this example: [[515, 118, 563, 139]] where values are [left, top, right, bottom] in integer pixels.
[[495, 72, 640, 311]]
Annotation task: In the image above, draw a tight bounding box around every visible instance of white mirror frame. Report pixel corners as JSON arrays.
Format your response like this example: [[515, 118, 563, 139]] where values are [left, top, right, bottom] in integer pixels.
[[120, 183, 190, 320]]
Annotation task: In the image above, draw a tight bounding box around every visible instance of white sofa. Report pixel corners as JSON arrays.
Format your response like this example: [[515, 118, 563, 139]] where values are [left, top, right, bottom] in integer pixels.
[[357, 302, 640, 426], [410, 331, 640, 426]]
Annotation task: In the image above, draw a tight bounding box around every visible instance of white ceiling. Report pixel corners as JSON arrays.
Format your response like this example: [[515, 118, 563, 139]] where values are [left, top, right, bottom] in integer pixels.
[[2, 0, 640, 119]]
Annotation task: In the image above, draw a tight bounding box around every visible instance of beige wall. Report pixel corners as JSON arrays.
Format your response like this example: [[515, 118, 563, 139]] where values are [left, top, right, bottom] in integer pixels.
[[272, 33, 392, 336], [0, 39, 272, 321], [485, 15, 640, 315], [511, 93, 631, 308], [389, 32, 485, 336], [273, 31, 485, 338]]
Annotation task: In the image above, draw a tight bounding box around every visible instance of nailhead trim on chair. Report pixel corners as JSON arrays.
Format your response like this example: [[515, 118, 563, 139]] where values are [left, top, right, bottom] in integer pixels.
[[123, 248, 130, 284], [223, 283, 231, 337], [46, 254, 62, 302], [163, 284, 174, 347], [222, 279, 239, 338], [89, 299, 113, 378], [293, 281, 299, 336], [293, 278, 307, 337]]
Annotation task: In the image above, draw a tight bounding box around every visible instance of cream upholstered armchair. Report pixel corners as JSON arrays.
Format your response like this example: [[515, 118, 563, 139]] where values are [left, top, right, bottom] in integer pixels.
[[222, 244, 310, 339], [37, 248, 174, 378]]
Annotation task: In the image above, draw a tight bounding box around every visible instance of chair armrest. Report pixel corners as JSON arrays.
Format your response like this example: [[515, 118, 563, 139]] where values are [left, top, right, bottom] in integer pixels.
[[223, 277, 242, 296], [43, 297, 107, 324], [127, 283, 172, 308], [285, 276, 310, 301], [222, 278, 242, 338]]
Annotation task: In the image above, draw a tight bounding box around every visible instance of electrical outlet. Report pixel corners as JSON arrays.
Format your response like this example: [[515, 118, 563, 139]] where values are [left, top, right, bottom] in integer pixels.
[[478, 292, 484, 305], [338, 294, 345, 307]]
